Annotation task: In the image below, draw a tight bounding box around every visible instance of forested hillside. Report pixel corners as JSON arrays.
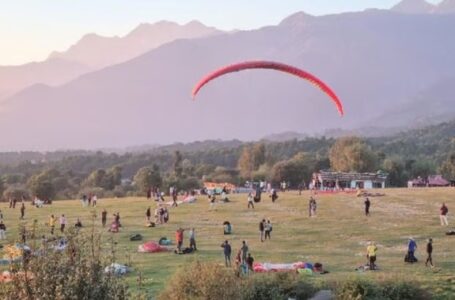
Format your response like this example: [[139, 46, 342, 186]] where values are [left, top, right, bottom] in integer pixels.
[[0, 120, 454, 200]]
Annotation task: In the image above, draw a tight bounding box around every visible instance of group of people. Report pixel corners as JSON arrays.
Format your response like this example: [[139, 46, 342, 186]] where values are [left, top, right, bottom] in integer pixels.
[[221, 240, 255, 274], [150, 205, 169, 225], [259, 219, 273, 242], [364, 202, 449, 270], [175, 227, 197, 253], [80, 194, 98, 207]]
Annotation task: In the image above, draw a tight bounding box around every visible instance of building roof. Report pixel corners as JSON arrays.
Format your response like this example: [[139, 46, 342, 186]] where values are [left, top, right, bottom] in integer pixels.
[[314, 171, 387, 182], [409, 177, 426, 185], [427, 175, 449, 186]]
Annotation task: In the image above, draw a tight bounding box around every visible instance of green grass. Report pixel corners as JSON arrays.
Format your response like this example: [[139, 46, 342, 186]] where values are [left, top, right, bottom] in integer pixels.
[[1, 188, 455, 298]]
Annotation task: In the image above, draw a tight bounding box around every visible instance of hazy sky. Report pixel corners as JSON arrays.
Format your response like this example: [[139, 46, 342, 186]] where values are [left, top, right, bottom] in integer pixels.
[[0, 0, 442, 66]]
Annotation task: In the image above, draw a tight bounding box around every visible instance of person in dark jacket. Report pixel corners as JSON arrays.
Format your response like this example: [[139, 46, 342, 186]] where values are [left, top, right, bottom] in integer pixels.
[[259, 219, 265, 242], [246, 253, 254, 272], [425, 238, 433, 267], [20, 203, 26, 219], [364, 198, 371, 216], [221, 240, 232, 267]]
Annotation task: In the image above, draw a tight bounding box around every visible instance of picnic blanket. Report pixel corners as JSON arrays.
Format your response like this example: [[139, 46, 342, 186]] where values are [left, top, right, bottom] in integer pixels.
[[253, 262, 306, 273]]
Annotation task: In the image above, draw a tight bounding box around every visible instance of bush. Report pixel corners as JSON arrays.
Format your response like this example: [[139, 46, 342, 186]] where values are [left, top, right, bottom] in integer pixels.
[[334, 279, 431, 300], [242, 273, 316, 300], [381, 281, 431, 300], [0, 226, 128, 299], [158, 261, 241, 300]]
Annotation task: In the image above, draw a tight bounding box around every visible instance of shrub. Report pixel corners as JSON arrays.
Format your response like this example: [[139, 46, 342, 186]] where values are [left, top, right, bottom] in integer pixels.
[[158, 261, 241, 300], [0, 225, 128, 299], [242, 273, 316, 300], [334, 279, 432, 300], [381, 281, 431, 300]]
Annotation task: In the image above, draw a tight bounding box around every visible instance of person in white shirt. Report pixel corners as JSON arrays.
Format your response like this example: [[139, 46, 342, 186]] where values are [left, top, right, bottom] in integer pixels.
[[247, 193, 254, 209], [59, 214, 67, 233]]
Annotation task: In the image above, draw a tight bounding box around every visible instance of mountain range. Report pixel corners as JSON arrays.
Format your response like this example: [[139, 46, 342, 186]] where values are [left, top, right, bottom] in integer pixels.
[[0, 21, 220, 100], [391, 0, 455, 14], [0, 1, 454, 150]]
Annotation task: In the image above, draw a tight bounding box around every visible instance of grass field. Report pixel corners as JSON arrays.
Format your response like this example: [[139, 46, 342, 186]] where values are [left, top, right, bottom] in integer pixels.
[[1, 188, 454, 298]]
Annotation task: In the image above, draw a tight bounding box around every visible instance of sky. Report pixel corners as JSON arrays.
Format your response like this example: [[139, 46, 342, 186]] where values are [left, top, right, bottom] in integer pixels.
[[0, 0, 442, 66]]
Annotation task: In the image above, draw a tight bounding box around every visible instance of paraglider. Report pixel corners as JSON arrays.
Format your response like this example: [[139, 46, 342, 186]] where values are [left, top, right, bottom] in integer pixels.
[[192, 61, 344, 116]]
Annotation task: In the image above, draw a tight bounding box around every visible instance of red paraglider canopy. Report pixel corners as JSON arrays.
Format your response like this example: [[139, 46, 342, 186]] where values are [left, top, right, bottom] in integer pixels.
[[192, 61, 344, 116]]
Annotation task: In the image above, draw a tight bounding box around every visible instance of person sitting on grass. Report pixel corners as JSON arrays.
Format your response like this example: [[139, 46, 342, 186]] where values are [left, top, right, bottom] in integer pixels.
[[75, 218, 83, 228], [405, 238, 418, 263], [223, 221, 232, 235]]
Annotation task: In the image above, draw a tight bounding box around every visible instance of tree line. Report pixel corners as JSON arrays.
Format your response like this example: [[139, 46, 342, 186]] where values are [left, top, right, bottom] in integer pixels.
[[0, 120, 454, 201]]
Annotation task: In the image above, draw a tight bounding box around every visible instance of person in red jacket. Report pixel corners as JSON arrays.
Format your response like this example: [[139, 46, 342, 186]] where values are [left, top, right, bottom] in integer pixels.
[[440, 203, 449, 226], [176, 228, 184, 253]]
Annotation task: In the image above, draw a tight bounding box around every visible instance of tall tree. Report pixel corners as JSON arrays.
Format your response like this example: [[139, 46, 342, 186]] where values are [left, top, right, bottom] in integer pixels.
[[173, 151, 183, 178], [238, 146, 254, 179], [134, 165, 162, 195], [440, 153, 455, 180], [329, 137, 378, 172]]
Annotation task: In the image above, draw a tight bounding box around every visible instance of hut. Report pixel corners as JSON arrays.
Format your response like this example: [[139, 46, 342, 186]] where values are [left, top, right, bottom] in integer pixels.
[[312, 171, 387, 190]]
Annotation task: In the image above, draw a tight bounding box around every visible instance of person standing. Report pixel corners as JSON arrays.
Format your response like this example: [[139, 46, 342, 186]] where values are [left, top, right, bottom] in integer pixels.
[[247, 193, 254, 209], [12, 198, 17, 209], [59, 214, 67, 233], [271, 189, 278, 203], [366, 241, 377, 270], [115, 212, 121, 227], [246, 253, 255, 273], [264, 220, 272, 240], [440, 203, 449, 226], [49, 215, 56, 235], [0, 221, 6, 240], [189, 228, 197, 251], [259, 219, 265, 242], [101, 209, 107, 227], [0, 210, 3, 221], [92, 195, 97, 207], [146, 207, 151, 223], [425, 238, 433, 267], [241, 241, 249, 263], [365, 198, 371, 216], [175, 228, 184, 253], [310, 197, 317, 217], [221, 240, 232, 267], [20, 203, 25, 220]]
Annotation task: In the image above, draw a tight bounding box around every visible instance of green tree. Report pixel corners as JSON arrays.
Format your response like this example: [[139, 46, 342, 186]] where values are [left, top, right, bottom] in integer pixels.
[[329, 137, 378, 172], [270, 152, 316, 186], [440, 153, 455, 180], [27, 169, 60, 200], [383, 158, 407, 187], [237, 143, 266, 179], [251, 143, 266, 170], [173, 151, 183, 178], [238, 146, 254, 179], [133, 165, 162, 195]]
